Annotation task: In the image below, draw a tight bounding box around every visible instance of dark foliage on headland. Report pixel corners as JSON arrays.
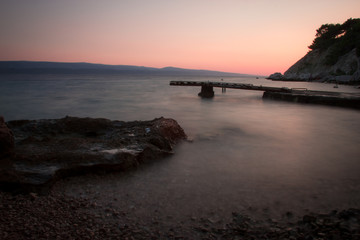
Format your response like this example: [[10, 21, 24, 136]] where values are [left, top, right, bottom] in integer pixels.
[[308, 18, 360, 66]]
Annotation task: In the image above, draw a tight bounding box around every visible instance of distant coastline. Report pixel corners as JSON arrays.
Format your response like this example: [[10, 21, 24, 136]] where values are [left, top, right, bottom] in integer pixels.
[[0, 61, 251, 77]]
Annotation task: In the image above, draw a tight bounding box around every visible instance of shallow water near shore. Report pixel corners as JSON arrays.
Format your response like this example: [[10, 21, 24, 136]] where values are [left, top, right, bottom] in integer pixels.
[[1, 74, 360, 224]]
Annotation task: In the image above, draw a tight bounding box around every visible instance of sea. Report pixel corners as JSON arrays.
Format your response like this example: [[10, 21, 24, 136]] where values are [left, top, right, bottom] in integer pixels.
[[1, 73, 360, 223]]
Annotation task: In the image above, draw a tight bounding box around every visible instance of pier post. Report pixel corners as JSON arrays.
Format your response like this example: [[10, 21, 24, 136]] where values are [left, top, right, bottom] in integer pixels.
[[198, 85, 214, 98]]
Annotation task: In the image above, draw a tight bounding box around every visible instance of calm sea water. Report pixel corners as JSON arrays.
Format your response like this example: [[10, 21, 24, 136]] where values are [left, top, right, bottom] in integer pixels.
[[1, 73, 360, 222]]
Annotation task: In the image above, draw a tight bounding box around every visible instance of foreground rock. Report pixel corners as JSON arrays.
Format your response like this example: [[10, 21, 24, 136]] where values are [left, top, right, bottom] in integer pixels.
[[0, 116, 186, 193]]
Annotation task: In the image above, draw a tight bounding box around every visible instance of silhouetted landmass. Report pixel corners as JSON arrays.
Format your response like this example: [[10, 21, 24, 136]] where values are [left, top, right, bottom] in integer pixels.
[[268, 18, 360, 83], [0, 61, 247, 77]]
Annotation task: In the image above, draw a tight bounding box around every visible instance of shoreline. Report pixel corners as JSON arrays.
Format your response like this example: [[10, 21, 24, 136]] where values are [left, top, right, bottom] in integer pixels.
[[1, 181, 359, 239], [2, 115, 360, 238]]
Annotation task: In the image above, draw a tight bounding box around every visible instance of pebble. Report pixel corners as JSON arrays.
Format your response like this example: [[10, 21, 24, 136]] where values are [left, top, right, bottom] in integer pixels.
[[1, 190, 359, 240]]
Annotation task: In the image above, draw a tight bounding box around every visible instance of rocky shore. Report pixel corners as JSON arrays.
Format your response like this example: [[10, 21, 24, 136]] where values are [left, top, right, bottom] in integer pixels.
[[1, 116, 360, 239], [0, 116, 187, 193], [1, 188, 359, 239]]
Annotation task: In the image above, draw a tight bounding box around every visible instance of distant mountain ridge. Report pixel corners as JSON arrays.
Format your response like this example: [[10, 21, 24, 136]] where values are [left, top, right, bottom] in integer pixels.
[[0, 61, 247, 77]]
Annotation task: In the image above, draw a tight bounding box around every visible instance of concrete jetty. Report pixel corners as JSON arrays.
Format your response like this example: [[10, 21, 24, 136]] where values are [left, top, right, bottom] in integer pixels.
[[169, 80, 360, 109]]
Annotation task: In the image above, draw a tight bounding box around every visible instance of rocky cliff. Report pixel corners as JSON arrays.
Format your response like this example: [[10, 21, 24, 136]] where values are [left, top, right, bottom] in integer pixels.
[[268, 18, 360, 83], [286, 48, 359, 82], [269, 48, 360, 83]]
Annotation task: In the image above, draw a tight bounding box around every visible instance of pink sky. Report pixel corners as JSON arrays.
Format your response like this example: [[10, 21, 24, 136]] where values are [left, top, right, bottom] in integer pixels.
[[1, 0, 359, 75]]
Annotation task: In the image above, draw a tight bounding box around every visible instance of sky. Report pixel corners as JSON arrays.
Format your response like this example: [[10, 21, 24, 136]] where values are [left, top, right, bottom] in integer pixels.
[[1, 0, 359, 75]]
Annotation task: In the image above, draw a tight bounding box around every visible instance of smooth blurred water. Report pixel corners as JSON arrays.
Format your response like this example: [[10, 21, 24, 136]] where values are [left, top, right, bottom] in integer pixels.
[[1, 73, 360, 221]]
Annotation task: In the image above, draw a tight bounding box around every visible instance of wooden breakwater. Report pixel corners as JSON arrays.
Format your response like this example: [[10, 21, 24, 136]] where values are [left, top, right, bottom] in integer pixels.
[[169, 80, 360, 109]]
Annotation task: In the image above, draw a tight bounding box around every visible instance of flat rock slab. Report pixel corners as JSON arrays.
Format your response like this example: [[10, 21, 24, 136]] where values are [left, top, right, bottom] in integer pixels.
[[0, 116, 186, 193]]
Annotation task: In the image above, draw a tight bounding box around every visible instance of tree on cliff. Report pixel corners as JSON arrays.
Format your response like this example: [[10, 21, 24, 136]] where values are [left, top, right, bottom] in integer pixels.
[[308, 18, 360, 65]]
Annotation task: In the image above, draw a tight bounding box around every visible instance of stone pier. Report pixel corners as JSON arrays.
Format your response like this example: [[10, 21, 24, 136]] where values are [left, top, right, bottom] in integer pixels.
[[170, 81, 360, 109], [198, 85, 214, 98]]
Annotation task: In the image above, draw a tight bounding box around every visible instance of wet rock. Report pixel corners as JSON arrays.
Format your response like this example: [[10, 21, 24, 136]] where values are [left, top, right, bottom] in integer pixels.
[[0, 116, 187, 193], [152, 117, 186, 145]]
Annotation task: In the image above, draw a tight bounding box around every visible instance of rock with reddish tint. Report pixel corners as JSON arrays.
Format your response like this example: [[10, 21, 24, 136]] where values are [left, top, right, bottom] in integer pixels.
[[0, 116, 187, 193], [152, 117, 187, 145], [0, 116, 14, 159]]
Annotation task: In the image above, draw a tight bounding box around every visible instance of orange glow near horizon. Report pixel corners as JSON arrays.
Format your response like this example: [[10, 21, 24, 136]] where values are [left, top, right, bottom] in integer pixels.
[[1, 0, 360, 76]]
